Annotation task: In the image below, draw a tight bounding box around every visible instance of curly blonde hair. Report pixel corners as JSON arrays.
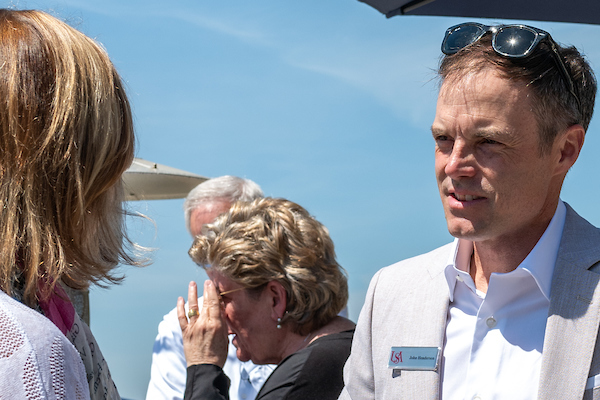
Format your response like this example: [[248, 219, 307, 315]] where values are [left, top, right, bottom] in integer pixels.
[[0, 9, 139, 306], [189, 197, 348, 335]]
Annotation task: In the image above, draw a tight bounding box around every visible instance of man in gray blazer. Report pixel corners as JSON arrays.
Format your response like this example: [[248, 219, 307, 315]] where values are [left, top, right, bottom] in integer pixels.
[[340, 23, 599, 400]]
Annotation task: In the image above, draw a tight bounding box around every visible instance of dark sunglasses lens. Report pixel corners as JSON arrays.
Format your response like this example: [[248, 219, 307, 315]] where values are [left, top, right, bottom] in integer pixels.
[[494, 27, 537, 57], [443, 24, 485, 54]]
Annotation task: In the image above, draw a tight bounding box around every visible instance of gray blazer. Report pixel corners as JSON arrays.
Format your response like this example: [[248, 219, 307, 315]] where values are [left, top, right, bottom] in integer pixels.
[[340, 204, 600, 400]]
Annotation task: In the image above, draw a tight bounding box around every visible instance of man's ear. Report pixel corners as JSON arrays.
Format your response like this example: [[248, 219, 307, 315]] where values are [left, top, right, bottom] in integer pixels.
[[266, 281, 288, 322], [554, 124, 585, 176]]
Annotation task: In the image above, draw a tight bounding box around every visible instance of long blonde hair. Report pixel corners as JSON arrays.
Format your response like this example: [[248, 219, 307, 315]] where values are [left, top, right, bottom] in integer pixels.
[[0, 9, 139, 306]]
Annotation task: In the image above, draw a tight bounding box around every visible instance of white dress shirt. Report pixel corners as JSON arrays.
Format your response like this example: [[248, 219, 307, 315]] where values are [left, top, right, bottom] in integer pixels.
[[146, 297, 275, 400], [442, 201, 566, 400]]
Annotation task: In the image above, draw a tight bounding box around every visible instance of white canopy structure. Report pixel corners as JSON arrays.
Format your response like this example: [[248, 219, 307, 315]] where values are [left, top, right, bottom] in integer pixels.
[[122, 158, 207, 201]]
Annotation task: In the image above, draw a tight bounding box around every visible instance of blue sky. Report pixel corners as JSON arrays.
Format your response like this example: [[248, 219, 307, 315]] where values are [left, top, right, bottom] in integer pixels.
[[7, 1, 600, 398]]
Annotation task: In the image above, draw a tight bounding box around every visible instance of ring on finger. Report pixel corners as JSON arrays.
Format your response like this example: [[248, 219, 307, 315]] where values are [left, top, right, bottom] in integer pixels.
[[187, 308, 199, 318]]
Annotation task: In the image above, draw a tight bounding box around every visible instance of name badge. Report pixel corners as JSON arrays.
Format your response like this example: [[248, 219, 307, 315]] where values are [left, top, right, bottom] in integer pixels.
[[388, 347, 441, 371]]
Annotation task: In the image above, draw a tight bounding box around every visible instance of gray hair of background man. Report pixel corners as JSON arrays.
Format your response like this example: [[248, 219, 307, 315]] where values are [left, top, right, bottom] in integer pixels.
[[183, 176, 263, 233]]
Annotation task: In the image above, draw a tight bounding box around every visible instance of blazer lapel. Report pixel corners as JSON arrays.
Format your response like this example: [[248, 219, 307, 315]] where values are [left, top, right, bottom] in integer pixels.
[[401, 269, 449, 400], [395, 254, 449, 400], [371, 244, 451, 400], [538, 205, 600, 399]]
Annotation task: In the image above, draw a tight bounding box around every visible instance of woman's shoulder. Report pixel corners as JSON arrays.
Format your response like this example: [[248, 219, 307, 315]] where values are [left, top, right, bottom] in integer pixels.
[[0, 290, 89, 399], [0, 290, 60, 338], [305, 329, 354, 362], [310, 329, 354, 344], [258, 329, 354, 400]]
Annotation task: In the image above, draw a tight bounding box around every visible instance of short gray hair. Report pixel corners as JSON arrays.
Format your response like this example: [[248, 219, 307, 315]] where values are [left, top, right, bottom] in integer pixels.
[[183, 176, 263, 232]]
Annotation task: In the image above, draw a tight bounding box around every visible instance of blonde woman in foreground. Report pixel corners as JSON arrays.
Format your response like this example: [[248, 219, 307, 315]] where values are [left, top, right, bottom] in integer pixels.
[[0, 9, 141, 400]]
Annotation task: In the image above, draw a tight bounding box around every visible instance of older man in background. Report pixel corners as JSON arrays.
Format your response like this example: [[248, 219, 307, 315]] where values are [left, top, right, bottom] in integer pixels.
[[147, 176, 274, 400]]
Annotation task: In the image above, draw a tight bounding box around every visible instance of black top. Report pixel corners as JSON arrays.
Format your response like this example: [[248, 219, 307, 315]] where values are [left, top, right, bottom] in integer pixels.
[[184, 329, 354, 400]]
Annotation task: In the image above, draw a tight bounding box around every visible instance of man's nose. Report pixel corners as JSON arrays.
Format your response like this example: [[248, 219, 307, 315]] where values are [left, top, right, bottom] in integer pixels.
[[445, 141, 476, 178]]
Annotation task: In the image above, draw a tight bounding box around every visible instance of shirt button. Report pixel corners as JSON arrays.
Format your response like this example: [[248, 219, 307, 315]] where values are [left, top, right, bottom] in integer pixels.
[[472, 396, 482, 400], [241, 394, 247, 400], [486, 317, 497, 329]]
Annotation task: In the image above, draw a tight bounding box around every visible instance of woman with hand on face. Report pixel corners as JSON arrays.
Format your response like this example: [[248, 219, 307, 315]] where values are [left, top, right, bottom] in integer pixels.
[[177, 197, 354, 400]]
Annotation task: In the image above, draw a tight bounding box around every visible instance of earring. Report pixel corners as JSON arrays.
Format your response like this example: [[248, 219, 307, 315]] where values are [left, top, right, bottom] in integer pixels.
[[276, 317, 282, 329]]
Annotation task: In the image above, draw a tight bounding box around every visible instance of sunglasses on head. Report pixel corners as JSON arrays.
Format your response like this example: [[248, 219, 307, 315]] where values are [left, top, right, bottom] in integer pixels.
[[441, 22, 580, 110]]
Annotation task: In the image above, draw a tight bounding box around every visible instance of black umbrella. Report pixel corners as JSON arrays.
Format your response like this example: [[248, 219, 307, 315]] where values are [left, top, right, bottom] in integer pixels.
[[360, 0, 600, 25]]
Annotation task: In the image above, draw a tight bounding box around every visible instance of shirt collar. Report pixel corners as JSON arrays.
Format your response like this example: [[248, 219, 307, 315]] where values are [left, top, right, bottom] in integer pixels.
[[444, 239, 472, 302], [444, 200, 567, 302], [520, 200, 566, 300]]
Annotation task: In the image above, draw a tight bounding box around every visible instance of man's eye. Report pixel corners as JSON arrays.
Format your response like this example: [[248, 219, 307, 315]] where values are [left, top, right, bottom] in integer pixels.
[[435, 135, 454, 151], [482, 138, 501, 145]]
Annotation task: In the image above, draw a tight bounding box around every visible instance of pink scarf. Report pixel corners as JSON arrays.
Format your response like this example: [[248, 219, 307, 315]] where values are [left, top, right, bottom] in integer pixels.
[[38, 283, 75, 335]]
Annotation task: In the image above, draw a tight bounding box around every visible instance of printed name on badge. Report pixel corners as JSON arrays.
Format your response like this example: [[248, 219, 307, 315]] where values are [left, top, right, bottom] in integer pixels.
[[388, 347, 440, 371]]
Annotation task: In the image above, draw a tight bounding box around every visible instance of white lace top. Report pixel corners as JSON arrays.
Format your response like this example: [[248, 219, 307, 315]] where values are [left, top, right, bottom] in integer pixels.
[[0, 290, 89, 399]]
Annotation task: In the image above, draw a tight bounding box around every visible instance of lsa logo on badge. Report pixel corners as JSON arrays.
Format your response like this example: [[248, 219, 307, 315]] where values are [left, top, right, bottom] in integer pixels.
[[390, 350, 403, 364], [388, 347, 441, 371]]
